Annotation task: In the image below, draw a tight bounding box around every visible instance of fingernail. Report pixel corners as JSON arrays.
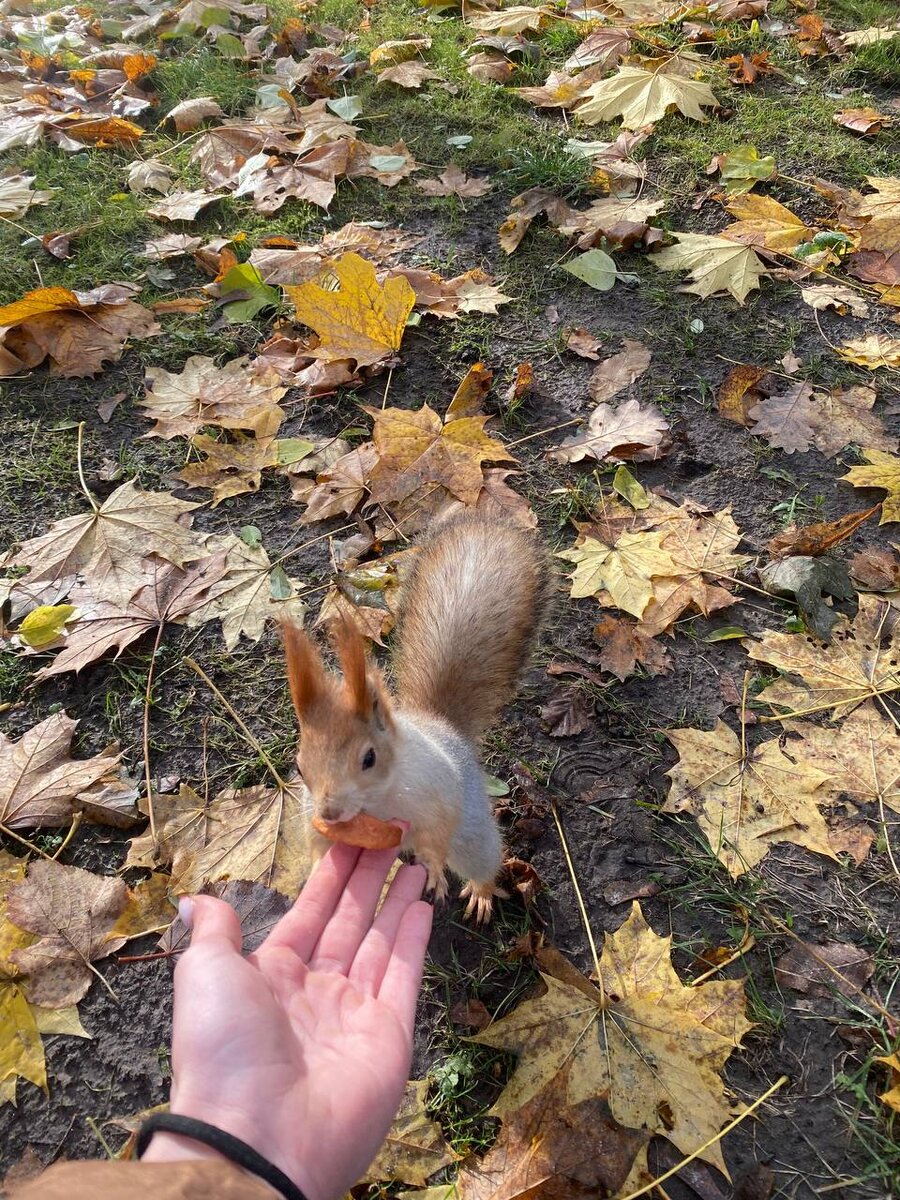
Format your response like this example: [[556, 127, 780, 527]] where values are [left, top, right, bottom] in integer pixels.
[[178, 896, 194, 928]]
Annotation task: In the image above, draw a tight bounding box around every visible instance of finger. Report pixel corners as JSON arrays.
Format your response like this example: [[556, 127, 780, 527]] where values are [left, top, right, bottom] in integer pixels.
[[348, 863, 427, 995], [261, 843, 362, 961], [185, 895, 243, 954], [377, 900, 433, 1028], [307, 848, 400, 974]]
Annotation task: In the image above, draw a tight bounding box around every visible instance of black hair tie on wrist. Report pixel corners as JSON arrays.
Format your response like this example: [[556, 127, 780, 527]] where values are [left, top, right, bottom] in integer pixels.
[[136, 1112, 308, 1200]]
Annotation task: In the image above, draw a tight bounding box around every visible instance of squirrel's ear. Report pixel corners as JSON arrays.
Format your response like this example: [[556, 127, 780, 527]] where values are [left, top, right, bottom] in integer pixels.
[[281, 621, 327, 722], [330, 619, 393, 727]]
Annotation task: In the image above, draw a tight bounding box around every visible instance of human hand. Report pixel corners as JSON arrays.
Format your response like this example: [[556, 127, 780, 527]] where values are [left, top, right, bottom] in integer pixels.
[[143, 846, 433, 1200]]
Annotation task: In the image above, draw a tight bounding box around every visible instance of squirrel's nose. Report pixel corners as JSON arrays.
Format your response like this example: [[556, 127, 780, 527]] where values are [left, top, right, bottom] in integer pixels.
[[318, 801, 343, 824]]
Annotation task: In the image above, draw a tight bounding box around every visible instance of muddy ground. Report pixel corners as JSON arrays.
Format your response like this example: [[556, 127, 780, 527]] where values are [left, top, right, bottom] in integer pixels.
[[2, 69, 900, 1200]]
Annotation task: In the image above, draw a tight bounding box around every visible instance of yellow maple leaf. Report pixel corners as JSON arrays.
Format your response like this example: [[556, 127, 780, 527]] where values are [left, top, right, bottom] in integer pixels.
[[0, 287, 79, 328], [364, 1080, 458, 1186], [472, 904, 751, 1175], [577, 64, 718, 130], [286, 252, 416, 367], [858, 176, 900, 255], [783, 703, 900, 816], [557, 530, 679, 618], [652, 232, 766, 303], [836, 334, 900, 369], [875, 1053, 900, 1113], [842, 448, 900, 523], [664, 721, 836, 876], [365, 404, 515, 506], [723, 193, 815, 253]]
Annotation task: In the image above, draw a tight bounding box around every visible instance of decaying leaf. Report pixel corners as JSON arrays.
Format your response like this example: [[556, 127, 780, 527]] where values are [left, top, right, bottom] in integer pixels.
[[836, 335, 900, 369], [0, 173, 55, 219], [164, 97, 225, 132], [146, 189, 227, 222], [749, 384, 893, 458], [7, 859, 128, 1007], [842, 449, 900, 523], [783, 702, 900, 815], [775, 940, 874, 998], [587, 339, 651, 405], [592, 615, 671, 680], [664, 722, 836, 876], [746, 594, 900, 717], [417, 166, 491, 199], [800, 284, 870, 318], [577, 65, 719, 130], [0, 714, 120, 832], [857, 176, 900, 255], [723, 193, 815, 253], [548, 397, 670, 465], [286, 252, 415, 367], [141, 357, 287, 440], [473, 904, 751, 1174], [759, 556, 854, 640], [718, 364, 769, 427], [364, 1080, 458, 1185], [767, 506, 880, 558], [540, 689, 592, 737], [174, 434, 286, 505], [652, 233, 767, 304]]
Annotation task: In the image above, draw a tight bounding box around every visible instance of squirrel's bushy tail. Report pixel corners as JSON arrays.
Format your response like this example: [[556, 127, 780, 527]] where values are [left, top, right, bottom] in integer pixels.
[[393, 513, 551, 742]]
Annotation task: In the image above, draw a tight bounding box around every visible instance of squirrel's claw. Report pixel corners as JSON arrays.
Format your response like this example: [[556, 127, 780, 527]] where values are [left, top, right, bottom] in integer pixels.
[[460, 881, 502, 924]]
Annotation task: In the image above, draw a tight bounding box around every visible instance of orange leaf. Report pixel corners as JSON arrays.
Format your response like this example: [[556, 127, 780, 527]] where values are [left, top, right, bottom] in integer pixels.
[[0, 287, 79, 329], [123, 52, 157, 81]]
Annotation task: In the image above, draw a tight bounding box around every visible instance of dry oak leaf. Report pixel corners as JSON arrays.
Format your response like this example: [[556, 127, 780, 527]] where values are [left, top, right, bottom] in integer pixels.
[[4, 479, 204, 611], [473, 903, 751, 1175], [169, 782, 316, 897], [376, 62, 442, 88], [857, 177, 900, 255], [146, 189, 227, 222], [746, 594, 900, 718], [549, 397, 670, 465], [0, 286, 160, 379], [577, 65, 718, 130], [592, 614, 671, 681], [652, 233, 767, 304], [558, 530, 680, 619], [722, 193, 815, 253], [588, 338, 651, 404], [664, 721, 835, 876], [7, 858, 128, 1007], [366, 404, 515, 506], [783, 703, 900, 815], [836, 334, 900, 369], [364, 1080, 458, 1186], [182, 532, 305, 650], [417, 166, 491, 199], [141, 356, 287, 441], [0, 714, 119, 831], [32, 554, 229, 679], [286, 253, 415, 367], [456, 1065, 645, 1200], [800, 284, 870, 318], [638, 504, 749, 637], [842, 449, 900, 523]]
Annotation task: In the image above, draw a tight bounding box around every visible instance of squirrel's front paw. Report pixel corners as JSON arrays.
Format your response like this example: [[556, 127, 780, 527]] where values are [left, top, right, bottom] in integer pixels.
[[460, 880, 506, 924], [425, 866, 449, 904]]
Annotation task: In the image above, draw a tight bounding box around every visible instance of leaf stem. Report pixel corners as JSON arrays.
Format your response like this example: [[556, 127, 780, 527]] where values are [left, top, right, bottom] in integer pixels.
[[76, 421, 99, 513]]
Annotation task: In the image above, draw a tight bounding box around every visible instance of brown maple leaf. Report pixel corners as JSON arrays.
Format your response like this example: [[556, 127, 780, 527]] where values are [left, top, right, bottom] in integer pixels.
[[141, 356, 287, 440], [416, 165, 492, 199], [592, 615, 672, 681], [0, 714, 120, 831], [7, 859, 128, 1006]]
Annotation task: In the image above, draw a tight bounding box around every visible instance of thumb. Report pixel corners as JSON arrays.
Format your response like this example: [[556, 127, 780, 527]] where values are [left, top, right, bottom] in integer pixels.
[[182, 894, 243, 954]]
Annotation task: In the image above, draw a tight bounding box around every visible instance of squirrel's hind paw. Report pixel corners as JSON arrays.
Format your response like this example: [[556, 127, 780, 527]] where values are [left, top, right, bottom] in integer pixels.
[[460, 880, 507, 924]]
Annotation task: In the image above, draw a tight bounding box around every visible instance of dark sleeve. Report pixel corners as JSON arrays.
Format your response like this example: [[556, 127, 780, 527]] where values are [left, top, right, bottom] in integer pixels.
[[10, 1159, 279, 1200]]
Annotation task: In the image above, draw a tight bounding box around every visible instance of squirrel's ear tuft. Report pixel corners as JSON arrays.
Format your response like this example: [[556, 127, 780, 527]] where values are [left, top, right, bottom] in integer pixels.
[[330, 618, 372, 718], [281, 621, 327, 722]]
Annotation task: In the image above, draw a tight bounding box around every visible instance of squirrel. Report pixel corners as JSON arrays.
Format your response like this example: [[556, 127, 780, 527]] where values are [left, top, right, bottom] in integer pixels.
[[281, 512, 550, 922]]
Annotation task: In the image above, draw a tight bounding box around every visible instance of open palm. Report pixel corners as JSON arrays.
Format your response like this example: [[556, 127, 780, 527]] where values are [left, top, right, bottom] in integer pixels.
[[145, 846, 432, 1200]]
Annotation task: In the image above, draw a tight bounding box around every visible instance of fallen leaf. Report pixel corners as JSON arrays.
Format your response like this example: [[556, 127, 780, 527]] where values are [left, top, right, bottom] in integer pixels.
[[141, 356, 287, 440], [146, 189, 227, 221], [836, 334, 900, 369], [107, 874, 175, 942], [842, 449, 900, 522], [724, 52, 772, 86], [377, 62, 443, 88], [561, 248, 623, 291], [723, 193, 815, 253], [602, 879, 662, 905], [775, 940, 873, 998], [875, 1054, 900, 1114], [800, 284, 870, 317], [369, 36, 432, 66], [857, 176, 900, 255], [450, 998, 492, 1030], [842, 27, 900, 46], [366, 403, 515, 506], [467, 51, 516, 85], [652, 233, 767, 304], [514, 69, 599, 110], [417, 165, 491, 199], [233, 142, 350, 214], [299, 443, 379, 524], [747, 382, 818, 453], [710, 145, 776, 194], [286, 252, 415, 367], [473, 903, 751, 1174], [718, 364, 768, 426], [457, 1065, 645, 1200], [4, 479, 204, 610], [540, 689, 592, 737], [446, 363, 493, 418], [564, 28, 631, 72], [746, 594, 900, 717], [0, 286, 160, 379], [164, 96, 225, 132], [767, 506, 880, 557], [127, 158, 177, 194], [0, 173, 55, 219], [592, 615, 671, 680], [588, 339, 652, 404], [467, 5, 554, 34], [549, 397, 670, 464], [17, 604, 77, 648], [0, 855, 48, 1100], [0, 714, 120, 832], [558, 530, 680, 619], [783, 703, 900, 815], [850, 545, 900, 593], [834, 107, 892, 136], [141, 233, 203, 261], [7, 858, 128, 1007], [759, 556, 854, 640], [364, 1080, 458, 1185], [564, 329, 603, 359], [664, 721, 835, 876], [751, 385, 893, 457], [577, 64, 719, 130]]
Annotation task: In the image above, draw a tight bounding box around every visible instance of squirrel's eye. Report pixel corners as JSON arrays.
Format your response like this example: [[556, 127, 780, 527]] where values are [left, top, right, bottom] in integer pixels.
[[362, 747, 376, 770]]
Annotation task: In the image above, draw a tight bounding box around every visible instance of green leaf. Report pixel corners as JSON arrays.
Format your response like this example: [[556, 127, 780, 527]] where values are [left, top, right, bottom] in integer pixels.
[[562, 249, 617, 291], [483, 772, 510, 797], [269, 564, 293, 599], [327, 95, 363, 120], [612, 466, 649, 511], [240, 525, 262, 547], [718, 145, 776, 195], [275, 438, 316, 466], [218, 262, 280, 324], [704, 626, 747, 643]]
